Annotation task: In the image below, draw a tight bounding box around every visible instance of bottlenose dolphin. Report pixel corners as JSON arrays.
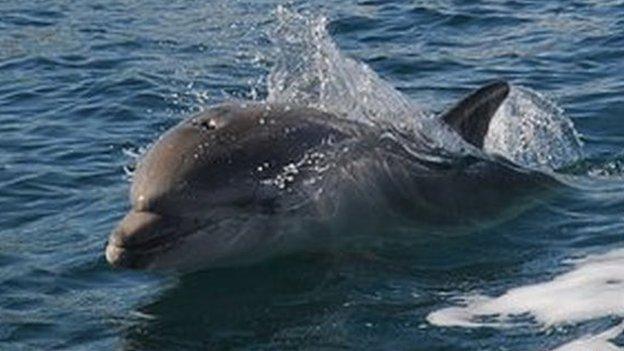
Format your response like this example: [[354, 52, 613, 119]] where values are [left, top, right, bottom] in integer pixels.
[[105, 81, 554, 270]]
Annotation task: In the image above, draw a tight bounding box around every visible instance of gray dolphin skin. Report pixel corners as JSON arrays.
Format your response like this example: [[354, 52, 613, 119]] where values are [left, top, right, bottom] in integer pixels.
[[105, 81, 554, 270]]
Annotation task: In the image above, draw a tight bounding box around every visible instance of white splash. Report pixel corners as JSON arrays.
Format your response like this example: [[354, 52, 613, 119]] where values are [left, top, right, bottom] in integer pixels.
[[427, 248, 624, 349], [267, 6, 427, 131], [484, 86, 583, 170]]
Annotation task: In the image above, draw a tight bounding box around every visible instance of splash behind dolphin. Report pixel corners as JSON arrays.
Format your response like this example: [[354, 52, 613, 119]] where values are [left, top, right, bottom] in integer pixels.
[[105, 82, 554, 270]]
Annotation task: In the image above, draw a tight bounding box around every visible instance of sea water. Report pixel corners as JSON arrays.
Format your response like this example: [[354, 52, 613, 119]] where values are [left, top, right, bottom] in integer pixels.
[[1, 1, 623, 350]]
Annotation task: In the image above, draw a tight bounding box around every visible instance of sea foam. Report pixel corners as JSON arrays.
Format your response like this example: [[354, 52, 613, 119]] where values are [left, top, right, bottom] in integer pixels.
[[427, 248, 624, 349]]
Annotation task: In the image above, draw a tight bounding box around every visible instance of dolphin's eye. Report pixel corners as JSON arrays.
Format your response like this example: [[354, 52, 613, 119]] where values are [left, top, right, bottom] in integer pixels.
[[199, 119, 217, 131]]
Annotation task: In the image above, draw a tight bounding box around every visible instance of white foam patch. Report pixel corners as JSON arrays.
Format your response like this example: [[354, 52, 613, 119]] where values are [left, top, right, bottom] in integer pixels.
[[428, 248, 624, 328], [428, 248, 624, 349]]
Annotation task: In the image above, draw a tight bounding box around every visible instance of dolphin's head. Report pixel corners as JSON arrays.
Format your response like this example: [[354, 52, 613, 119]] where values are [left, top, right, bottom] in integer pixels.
[[105, 103, 351, 270]]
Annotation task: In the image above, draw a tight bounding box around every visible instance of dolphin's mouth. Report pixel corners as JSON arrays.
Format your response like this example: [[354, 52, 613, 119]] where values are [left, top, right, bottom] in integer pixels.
[[105, 243, 167, 269], [105, 210, 197, 269], [105, 234, 178, 269]]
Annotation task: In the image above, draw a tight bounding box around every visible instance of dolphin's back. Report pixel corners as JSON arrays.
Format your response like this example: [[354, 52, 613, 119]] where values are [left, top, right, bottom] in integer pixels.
[[323, 147, 554, 229]]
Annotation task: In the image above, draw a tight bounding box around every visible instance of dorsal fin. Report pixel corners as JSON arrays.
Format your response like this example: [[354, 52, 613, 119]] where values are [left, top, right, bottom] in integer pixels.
[[440, 81, 510, 149]]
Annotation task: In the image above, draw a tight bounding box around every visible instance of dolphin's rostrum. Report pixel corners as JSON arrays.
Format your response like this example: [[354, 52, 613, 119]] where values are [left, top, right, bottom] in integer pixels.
[[106, 81, 554, 271]]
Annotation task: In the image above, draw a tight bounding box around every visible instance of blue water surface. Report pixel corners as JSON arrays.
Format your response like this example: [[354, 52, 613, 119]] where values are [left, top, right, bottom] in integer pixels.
[[1, 1, 623, 350]]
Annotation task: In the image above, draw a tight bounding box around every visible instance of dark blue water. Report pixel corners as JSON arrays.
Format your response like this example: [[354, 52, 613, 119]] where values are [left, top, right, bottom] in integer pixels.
[[1, 1, 623, 350]]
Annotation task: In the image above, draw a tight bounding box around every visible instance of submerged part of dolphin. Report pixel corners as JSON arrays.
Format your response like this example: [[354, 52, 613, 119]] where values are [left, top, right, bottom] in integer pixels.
[[105, 81, 554, 270]]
